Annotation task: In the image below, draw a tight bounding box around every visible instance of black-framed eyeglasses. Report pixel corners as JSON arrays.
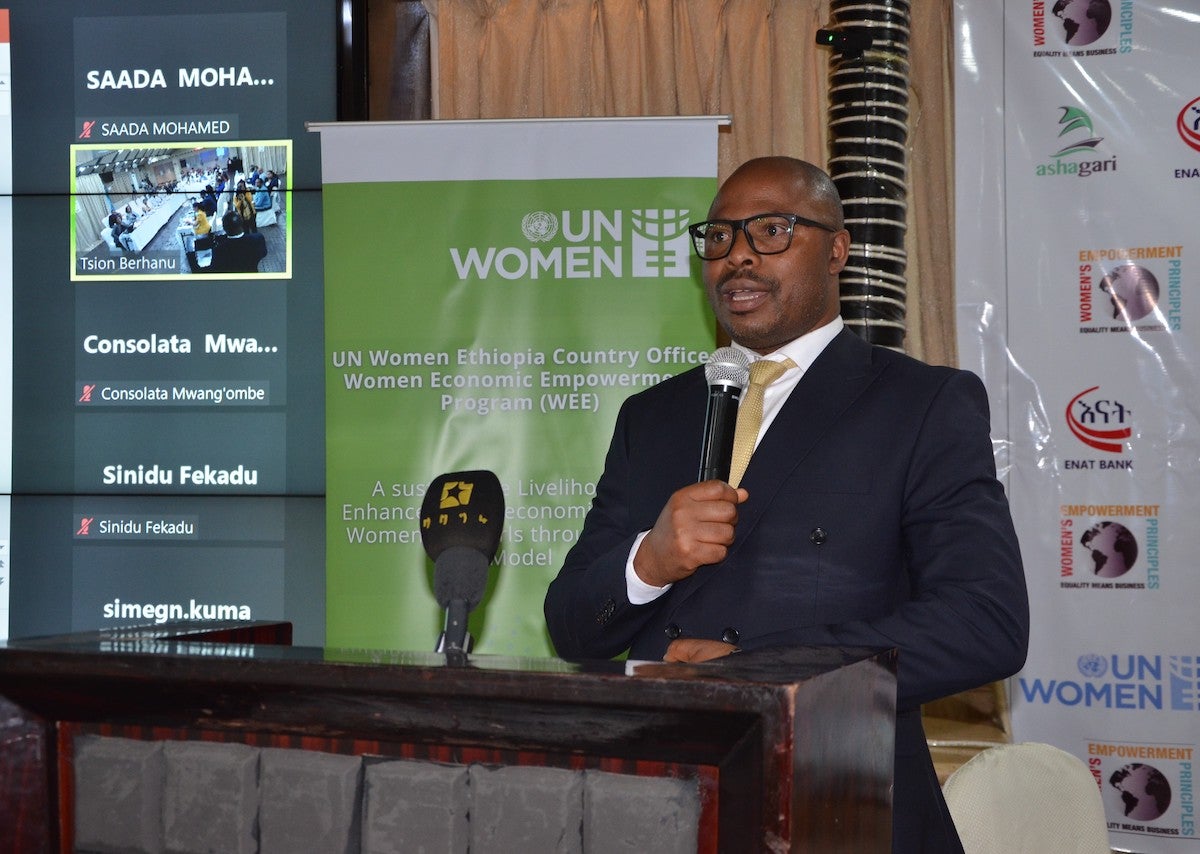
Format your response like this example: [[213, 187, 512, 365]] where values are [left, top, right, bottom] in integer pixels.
[[688, 212, 838, 260]]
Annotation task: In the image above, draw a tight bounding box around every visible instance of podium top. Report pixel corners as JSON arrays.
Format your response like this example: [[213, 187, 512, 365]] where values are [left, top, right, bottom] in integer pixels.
[[0, 619, 894, 691]]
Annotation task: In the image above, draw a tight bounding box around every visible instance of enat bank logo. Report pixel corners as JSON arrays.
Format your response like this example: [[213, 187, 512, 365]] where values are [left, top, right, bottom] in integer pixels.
[[1031, 0, 1131, 57], [1020, 652, 1198, 713], [1064, 385, 1132, 456], [450, 208, 694, 281], [1178, 96, 1200, 155], [1170, 97, 1200, 181], [1035, 106, 1115, 178]]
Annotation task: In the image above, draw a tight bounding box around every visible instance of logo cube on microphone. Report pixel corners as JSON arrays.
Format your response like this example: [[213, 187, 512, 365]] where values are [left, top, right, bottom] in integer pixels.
[[419, 470, 505, 561]]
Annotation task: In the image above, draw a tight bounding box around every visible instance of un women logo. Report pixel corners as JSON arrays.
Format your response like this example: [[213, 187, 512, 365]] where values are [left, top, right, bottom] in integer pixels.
[[521, 211, 558, 242]]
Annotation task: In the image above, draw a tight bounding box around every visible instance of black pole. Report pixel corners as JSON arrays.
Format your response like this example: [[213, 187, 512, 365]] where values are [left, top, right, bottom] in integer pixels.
[[336, 0, 370, 121]]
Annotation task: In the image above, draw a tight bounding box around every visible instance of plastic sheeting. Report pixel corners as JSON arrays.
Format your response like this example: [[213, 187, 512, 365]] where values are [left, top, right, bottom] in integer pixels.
[[954, 3, 1198, 851]]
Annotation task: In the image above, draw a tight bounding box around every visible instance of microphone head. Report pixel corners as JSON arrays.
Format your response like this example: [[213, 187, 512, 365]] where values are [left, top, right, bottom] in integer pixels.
[[419, 470, 505, 562], [705, 347, 750, 391], [433, 546, 490, 610]]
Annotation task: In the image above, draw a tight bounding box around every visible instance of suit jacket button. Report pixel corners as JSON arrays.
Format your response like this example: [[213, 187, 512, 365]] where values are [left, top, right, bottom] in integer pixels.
[[810, 527, 827, 545], [665, 623, 682, 639], [720, 627, 740, 645]]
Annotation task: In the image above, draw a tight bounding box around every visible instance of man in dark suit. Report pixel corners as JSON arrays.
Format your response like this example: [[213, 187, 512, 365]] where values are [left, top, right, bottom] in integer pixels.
[[186, 211, 267, 274], [544, 157, 1029, 854]]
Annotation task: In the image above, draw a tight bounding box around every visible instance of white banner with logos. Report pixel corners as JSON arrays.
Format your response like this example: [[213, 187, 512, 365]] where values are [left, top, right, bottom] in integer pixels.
[[954, 2, 1198, 850]]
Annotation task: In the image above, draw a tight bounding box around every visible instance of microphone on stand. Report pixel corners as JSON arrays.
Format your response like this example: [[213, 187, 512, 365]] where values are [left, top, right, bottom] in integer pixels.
[[697, 347, 751, 482], [418, 470, 504, 663]]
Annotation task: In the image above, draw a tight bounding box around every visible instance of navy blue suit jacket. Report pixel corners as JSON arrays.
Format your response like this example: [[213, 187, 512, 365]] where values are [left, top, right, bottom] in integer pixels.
[[545, 329, 1029, 853]]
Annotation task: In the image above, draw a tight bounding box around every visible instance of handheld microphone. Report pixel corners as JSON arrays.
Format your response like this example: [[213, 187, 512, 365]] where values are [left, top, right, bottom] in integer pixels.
[[418, 470, 505, 660], [698, 347, 751, 482]]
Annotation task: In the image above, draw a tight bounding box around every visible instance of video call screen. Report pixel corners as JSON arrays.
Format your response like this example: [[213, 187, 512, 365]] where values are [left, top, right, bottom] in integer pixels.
[[3, 2, 338, 644]]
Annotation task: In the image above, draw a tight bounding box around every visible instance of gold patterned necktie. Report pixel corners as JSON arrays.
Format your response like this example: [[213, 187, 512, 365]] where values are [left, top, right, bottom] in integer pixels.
[[727, 358, 795, 488]]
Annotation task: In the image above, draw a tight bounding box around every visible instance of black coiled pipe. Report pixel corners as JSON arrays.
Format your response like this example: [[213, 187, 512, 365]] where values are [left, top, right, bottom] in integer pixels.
[[826, 0, 911, 351]]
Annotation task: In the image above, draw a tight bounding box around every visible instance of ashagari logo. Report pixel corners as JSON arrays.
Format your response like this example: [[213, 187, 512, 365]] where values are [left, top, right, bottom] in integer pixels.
[[1054, 106, 1103, 156], [450, 208, 694, 281], [1036, 106, 1115, 177]]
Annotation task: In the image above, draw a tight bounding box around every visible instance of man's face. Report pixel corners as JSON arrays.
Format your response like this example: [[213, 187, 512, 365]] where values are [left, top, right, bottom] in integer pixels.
[[702, 165, 849, 354]]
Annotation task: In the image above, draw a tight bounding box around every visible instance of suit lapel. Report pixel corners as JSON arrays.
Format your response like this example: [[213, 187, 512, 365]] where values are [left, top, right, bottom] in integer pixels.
[[666, 329, 886, 610], [736, 329, 880, 528]]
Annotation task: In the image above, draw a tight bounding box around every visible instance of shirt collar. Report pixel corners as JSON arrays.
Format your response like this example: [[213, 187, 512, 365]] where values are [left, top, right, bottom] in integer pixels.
[[731, 316, 843, 374]]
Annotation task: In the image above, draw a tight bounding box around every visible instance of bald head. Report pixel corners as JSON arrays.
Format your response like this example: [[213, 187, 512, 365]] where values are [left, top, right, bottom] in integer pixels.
[[700, 156, 851, 353], [712, 157, 845, 231]]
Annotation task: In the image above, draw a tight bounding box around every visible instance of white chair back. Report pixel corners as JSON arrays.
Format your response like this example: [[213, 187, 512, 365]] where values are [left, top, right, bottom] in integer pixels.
[[943, 742, 1110, 853]]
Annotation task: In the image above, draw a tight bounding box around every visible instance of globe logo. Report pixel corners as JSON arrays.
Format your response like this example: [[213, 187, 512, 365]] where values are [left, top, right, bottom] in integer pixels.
[[1108, 763, 1171, 821], [1099, 264, 1160, 323], [521, 211, 558, 243], [1080, 521, 1137, 578], [1077, 653, 1108, 678], [1052, 0, 1112, 46]]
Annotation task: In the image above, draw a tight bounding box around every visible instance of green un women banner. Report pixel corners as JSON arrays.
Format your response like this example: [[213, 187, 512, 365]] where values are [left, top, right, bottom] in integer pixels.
[[315, 118, 725, 655]]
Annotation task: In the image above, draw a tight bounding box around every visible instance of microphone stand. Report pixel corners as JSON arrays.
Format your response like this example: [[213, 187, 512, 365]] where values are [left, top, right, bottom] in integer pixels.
[[437, 599, 472, 666]]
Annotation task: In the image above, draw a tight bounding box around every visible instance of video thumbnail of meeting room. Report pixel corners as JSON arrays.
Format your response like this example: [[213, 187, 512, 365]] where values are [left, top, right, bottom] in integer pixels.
[[71, 143, 291, 280]]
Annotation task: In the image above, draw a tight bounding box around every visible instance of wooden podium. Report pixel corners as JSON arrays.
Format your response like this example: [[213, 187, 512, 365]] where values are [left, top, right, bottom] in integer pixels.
[[0, 622, 896, 853]]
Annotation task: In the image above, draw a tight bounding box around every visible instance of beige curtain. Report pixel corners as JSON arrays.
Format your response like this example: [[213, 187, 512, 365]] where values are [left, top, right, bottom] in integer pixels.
[[421, 0, 954, 365], [233, 145, 288, 179], [75, 173, 109, 250], [906, 2, 955, 367]]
